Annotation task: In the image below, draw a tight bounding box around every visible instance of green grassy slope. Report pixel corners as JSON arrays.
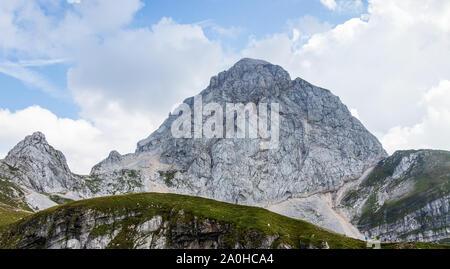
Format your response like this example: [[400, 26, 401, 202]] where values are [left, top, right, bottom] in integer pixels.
[[1, 192, 447, 249], [0, 207, 31, 231]]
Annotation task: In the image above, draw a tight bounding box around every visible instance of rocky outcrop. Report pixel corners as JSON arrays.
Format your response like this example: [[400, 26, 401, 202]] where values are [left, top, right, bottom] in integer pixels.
[[340, 150, 450, 243]]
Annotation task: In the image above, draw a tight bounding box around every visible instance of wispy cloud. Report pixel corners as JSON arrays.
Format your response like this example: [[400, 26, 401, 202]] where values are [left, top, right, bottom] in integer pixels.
[[0, 61, 62, 97], [196, 19, 244, 39], [18, 58, 69, 67]]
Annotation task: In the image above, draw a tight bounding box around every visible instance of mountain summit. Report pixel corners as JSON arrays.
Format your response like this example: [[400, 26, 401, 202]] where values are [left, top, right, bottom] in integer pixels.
[[133, 58, 387, 205]]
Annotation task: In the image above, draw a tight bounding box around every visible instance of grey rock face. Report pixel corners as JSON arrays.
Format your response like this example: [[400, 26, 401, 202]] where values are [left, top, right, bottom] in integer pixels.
[[133, 58, 387, 205], [365, 196, 449, 243]]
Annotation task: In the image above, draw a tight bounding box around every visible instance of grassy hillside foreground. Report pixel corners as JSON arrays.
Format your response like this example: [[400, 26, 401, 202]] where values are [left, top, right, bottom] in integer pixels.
[[0, 178, 32, 230], [0, 192, 448, 249]]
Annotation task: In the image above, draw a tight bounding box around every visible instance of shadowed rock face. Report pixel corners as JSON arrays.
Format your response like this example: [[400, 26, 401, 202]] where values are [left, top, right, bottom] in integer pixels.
[[133, 58, 387, 205]]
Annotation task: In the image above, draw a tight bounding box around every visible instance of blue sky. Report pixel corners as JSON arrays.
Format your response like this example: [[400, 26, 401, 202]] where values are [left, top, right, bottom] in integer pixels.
[[134, 0, 364, 46], [1, 0, 449, 174]]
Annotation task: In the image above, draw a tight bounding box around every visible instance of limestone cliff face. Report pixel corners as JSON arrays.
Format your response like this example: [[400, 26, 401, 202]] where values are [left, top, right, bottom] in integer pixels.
[[364, 196, 449, 243], [340, 150, 450, 243]]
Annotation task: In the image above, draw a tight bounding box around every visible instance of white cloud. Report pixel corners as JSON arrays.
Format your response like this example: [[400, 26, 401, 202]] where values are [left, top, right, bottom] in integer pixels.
[[196, 20, 244, 39], [381, 80, 450, 154], [288, 15, 333, 43], [0, 106, 108, 174]]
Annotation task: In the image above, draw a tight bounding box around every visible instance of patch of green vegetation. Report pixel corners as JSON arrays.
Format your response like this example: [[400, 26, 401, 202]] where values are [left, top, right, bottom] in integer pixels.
[[5, 164, 19, 172], [341, 189, 366, 207], [158, 170, 178, 187], [0, 178, 31, 211], [359, 193, 379, 224], [358, 150, 450, 229], [0, 192, 369, 249], [0, 207, 31, 231], [90, 224, 116, 238], [48, 195, 74, 205]]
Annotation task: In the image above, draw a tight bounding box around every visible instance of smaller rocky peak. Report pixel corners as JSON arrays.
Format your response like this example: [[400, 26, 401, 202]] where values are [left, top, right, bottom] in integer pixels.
[[107, 150, 122, 163], [5, 132, 67, 167], [90, 150, 123, 175]]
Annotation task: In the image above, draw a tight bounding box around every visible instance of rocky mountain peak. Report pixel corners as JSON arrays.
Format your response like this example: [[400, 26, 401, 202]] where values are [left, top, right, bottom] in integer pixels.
[[5, 132, 63, 163], [107, 150, 122, 161], [2, 132, 74, 193], [6, 131, 48, 153]]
